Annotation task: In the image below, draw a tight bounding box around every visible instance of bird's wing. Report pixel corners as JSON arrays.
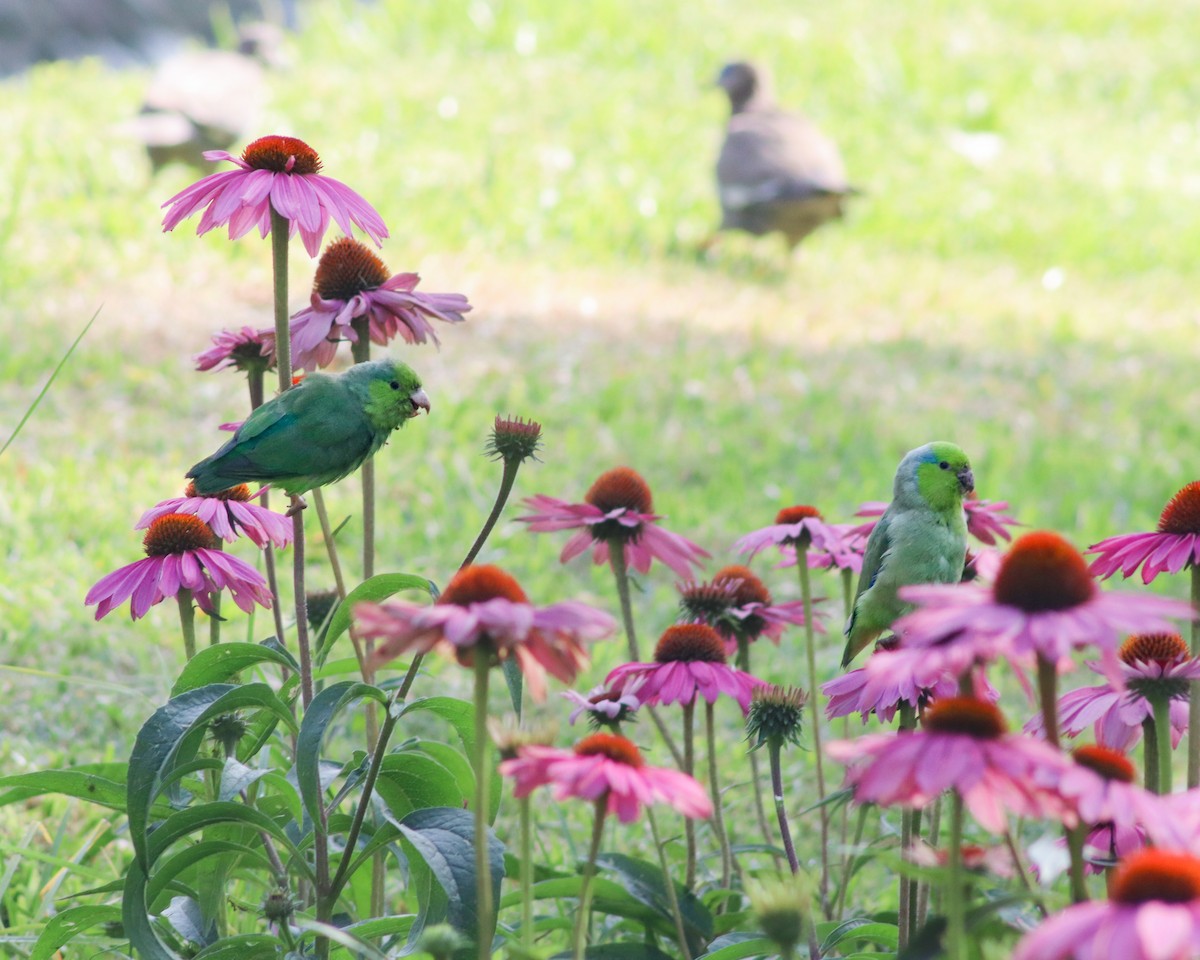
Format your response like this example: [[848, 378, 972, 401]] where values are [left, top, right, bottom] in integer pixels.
[[717, 110, 848, 208], [846, 507, 893, 634], [200, 378, 374, 484]]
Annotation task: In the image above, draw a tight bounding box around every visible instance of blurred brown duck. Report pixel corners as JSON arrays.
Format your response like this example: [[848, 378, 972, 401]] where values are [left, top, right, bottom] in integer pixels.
[[713, 60, 853, 251]]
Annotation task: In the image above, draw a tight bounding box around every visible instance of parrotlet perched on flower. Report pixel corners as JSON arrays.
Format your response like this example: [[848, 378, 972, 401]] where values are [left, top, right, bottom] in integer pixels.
[[187, 358, 429, 497], [841, 441, 974, 666]]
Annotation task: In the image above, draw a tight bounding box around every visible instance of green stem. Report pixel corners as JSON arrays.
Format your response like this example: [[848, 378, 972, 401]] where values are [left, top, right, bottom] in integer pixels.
[[292, 507, 314, 708], [1150, 693, 1174, 795], [796, 547, 829, 911], [915, 796, 942, 927], [474, 655, 494, 960], [647, 808, 692, 960], [519, 794, 534, 953], [682, 700, 697, 888], [269, 207, 291, 395], [463, 459, 521, 568], [349, 326, 375, 581], [208, 548, 222, 646], [1143, 716, 1160, 799], [834, 804, 869, 921], [1036, 654, 1059, 748], [1189, 563, 1200, 788], [897, 705, 916, 951], [176, 589, 197, 661], [705, 701, 734, 889], [1066, 824, 1089, 903], [738, 637, 777, 864], [946, 792, 966, 960], [1003, 827, 1048, 918], [573, 799, 608, 960], [768, 740, 799, 873]]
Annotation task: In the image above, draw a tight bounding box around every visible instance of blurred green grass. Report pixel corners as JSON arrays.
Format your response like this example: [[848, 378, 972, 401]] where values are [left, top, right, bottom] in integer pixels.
[[1, 0, 1198, 784]]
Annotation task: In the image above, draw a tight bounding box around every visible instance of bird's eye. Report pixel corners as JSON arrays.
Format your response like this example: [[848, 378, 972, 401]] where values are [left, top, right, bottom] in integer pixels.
[[389, 380, 400, 390], [939, 461, 949, 470]]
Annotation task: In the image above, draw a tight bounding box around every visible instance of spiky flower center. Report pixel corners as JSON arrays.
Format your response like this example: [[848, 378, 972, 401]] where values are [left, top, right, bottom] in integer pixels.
[[143, 514, 218, 556], [713, 564, 772, 607], [746, 684, 807, 748], [1121, 633, 1189, 667], [1158, 482, 1200, 535], [677, 580, 738, 623], [1111, 850, 1200, 904], [654, 624, 728, 663], [185, 481, 251, 502], [1072, 744, 1135, 783], [241, 135, 322, 175], [437, 564, 528, 607], [486, 415, 543, 464], [921, 697, 1007, 739], [992, 531, 1095, 612], [586, 467, 653, 515], [775, 505, 822, 525], [314, 236, 390, 301], [305, 588, 341, 632], [574, 732, 644, 767]]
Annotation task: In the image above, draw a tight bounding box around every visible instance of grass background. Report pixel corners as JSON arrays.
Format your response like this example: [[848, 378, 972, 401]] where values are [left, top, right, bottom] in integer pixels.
[[1, 0, 1197, 943]]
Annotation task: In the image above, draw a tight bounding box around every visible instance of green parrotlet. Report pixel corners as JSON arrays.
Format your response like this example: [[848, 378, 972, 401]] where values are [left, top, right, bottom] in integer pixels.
[[187, 359, 429, 497], [841, 441, 974, 667]]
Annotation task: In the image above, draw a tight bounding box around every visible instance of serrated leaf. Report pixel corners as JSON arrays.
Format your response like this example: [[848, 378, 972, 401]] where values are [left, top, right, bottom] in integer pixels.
[[170, 642, 299, 696], [391, 806, 503, 948], [295, 681, 387, 831], [318, 573, 436, 663], [28, 904, 122, 960], [127, 683, 297, 869]]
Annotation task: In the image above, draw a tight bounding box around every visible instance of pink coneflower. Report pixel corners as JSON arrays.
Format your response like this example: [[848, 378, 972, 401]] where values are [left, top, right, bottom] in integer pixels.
[[677, 564, 817, 654], [161, 135, 388, 257], [735, 504, 852, 561], [1039, 745, 1164, 832], [499, 732, 712, 823], [852, 493, 1021, 547], [1089, 482, 1200, 584], [194, 325, 276, 374], [353, 564, 615, 701], [519, 467, 710, 579], [562, 676, 645, 728], [822, 637, 971, 725], [1025, 633, 1197, 750], [605, 624, 767, 714], [828, 697, 1072, 831], [895, 531, 1195, 683], [137, 482, 292, 549], [288, 237, 471, 370], [1013, 849, 1200, 960], [85, 513, 273, 620]]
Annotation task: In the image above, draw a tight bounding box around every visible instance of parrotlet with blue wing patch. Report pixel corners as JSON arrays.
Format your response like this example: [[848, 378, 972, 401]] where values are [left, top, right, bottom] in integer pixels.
[[187, 359, 429, 497], [841, 441, 974, 667]]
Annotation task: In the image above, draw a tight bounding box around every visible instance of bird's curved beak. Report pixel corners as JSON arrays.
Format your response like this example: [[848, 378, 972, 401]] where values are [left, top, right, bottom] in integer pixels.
[[409, 388, 431, 416], [957, 467, 975, 494]]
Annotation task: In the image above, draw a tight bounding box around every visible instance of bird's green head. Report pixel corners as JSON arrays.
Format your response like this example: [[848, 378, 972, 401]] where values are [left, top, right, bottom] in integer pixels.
[[903, 441, 974, 511], [360, 359, 429, 431]]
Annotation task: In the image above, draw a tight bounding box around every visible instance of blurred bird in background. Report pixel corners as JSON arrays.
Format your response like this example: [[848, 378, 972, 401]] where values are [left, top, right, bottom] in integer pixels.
[[710, 60, 855, 254]]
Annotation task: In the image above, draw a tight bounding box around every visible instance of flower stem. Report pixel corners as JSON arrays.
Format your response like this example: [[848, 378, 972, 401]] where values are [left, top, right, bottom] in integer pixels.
[[519, 793, 534, 953], [705, 701, 734, 889], [737, 638, 776, 863], [647, 807, 692, 960], [1150, 693, 1174, 795], [682, 700, 697, 888], [463, 458, 522, 568], [573, 799, 608, 960], [945, 791, 967, 960], [292, 506, 314, 708], [473, 654, 494, 960], [897, 704, 915, 951], [1066, 824, 1089, 903], [834, 804, 868, 921], [795, 546, 829, 911], [1142, 716, 1160, 798], [1036, 654, 1059, 748], [1188, 562, 1200, 788], [269, 207, 292, 395], [208, 549, 222, 646], [915, 796, 942, 927], [248, 364, 287, 645], [176, 589, 197, 661], [768, 740, 799, 874]]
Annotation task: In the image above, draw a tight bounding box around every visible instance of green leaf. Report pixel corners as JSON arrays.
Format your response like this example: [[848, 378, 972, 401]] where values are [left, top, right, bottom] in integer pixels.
[[317, 573, 436, 663], [170, 642, 299, 696], [399, 696, 501, 821], [127, 683, 297, 870], [375, 749, 467, 820], [147, 840, 274, 904], [821, 919, 900, 952], [342, 914, 416, 942], [28, 904, 121, 960], [501, 657, 523, 715], [391, 806, 504, 947], [295, 681, 387, 831], [145, 802, 301, 868], [0, 765, 168, 816], [581, 946, 678, 959], [595, 852, 713, 942], [123, 858, 184, 960], [696, 933, 778, 959], [192, 934, 284, 959]]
